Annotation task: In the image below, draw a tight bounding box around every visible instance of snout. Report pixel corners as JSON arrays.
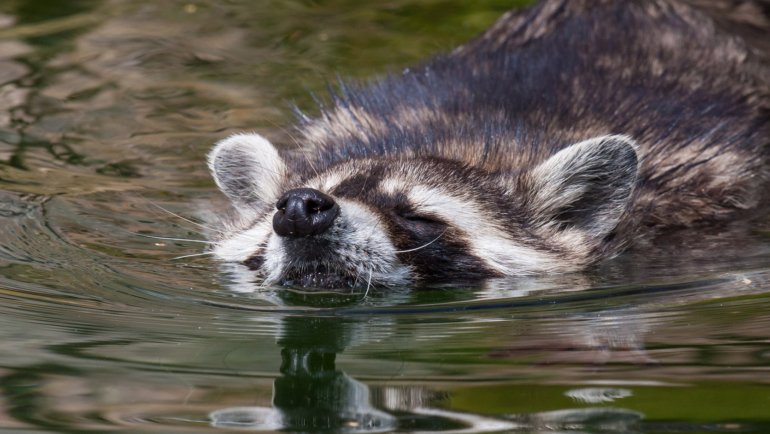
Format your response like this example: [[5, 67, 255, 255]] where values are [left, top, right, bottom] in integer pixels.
[[273, 188, 340, 237]]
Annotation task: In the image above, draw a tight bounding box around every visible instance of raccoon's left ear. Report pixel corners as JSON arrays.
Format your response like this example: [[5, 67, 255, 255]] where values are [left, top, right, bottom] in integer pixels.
[[208, 133, 287, 209], [522, 135, 639, 240]]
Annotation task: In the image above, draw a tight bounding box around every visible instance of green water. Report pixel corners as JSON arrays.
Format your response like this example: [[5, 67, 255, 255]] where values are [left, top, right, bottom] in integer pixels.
[[0, 0, 769, 432]]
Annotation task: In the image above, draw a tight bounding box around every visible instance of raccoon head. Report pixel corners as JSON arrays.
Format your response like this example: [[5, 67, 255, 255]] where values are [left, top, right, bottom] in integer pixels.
[[208, 133, 638, 289]]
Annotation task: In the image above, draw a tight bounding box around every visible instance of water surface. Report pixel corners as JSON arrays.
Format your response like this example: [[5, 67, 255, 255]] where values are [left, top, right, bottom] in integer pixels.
[[1, 1, 769, 432]]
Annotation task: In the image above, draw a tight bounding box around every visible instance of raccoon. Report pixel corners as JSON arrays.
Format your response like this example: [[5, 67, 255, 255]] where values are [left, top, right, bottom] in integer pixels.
[[208, 0, 770, 289]]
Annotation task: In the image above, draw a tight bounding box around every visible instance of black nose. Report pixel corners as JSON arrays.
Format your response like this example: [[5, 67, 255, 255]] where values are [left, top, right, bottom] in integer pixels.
[[273, 188, 340, 237]]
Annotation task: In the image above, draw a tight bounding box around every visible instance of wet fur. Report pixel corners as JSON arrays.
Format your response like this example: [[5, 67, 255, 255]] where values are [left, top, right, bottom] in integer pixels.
[[209, 0, 770, 288], [298, 0, 770, 226]]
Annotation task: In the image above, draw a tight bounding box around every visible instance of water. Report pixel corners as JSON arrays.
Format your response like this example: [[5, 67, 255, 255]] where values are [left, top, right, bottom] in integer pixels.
[[0, 1, 769, 432]]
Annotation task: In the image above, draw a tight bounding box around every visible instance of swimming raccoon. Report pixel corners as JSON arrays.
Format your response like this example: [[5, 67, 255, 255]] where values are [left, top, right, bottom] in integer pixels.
[[208, 0, 770, 289]]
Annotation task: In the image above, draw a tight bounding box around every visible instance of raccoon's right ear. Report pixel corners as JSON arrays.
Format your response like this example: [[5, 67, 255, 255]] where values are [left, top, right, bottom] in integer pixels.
[[208, 133, 287, 208], [522, 135, 639, 240]]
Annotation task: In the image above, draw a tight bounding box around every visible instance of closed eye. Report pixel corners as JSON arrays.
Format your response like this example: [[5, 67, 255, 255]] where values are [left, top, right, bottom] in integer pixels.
[[396, 211, 444, 225], [391, 193, 444, 226]]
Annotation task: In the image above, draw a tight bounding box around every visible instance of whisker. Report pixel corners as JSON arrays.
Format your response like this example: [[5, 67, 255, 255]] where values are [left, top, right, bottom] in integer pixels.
[[393, 228, 447, 254], [171, 252, 215, 260], [147, 201, 222, 234], [139, 197, 267, 244], [132, 232, 215, 245], [362, 268, 373, 299]]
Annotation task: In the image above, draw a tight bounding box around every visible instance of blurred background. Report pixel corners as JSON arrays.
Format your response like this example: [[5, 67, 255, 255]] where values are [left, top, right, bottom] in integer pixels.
[[0, 1, 769, 432]]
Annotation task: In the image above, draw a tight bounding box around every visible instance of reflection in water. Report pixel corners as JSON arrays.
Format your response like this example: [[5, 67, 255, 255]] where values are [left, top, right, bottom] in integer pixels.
[[210, 316, 397, 432], [565, 387, 634, 404], [208, 315, 653, 433], [511, 407, 643, 433], [209, 315, 507, 432], [271, 316, 396, 431], [0, 288, 768, 432]]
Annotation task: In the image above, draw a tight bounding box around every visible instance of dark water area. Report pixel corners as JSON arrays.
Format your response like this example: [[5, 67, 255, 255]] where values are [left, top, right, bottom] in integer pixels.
[[1, 0, 770, 432]]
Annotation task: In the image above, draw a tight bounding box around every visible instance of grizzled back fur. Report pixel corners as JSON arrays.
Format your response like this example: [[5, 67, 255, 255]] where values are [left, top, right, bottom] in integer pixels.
[[208, 0, 770, 289]]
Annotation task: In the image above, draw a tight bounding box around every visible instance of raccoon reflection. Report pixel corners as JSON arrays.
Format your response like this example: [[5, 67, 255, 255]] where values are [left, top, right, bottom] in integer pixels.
[[207, 0, 770, 289]]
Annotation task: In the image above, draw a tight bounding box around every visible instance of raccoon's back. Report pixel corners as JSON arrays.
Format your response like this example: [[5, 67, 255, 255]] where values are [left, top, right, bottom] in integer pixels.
[[297, 0, 770, 227]]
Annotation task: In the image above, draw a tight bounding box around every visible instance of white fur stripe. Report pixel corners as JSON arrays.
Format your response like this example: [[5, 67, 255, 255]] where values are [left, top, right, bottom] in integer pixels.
[[407, 185, 560, 274], [332, 199, 411, 283]]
